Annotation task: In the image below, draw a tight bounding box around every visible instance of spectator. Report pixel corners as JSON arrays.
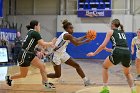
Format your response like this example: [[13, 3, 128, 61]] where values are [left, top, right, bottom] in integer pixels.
[[13, 32, 22, 64]]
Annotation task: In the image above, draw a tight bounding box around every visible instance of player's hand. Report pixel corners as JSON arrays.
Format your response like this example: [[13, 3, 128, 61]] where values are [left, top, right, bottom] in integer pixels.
[[85, 39, 91, 43], [87, 52, 96, 57], [49, 42, 56, 48]]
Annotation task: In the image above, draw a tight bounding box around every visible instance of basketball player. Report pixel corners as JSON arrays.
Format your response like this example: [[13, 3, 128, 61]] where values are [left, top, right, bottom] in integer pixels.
[[6, 20, 56, 89], [87, 19, 136, 93], [131, 29, 140, 81], [47, 19, 93, 86]]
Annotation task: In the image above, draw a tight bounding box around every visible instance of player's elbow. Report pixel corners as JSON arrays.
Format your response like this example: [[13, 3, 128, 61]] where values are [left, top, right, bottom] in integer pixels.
[[38, 40, 45, 47]]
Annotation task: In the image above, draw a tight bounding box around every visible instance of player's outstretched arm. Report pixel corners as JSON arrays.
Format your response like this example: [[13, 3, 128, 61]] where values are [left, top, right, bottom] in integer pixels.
[[38, 38, 56, 48], [75, 36, 87, 41], [87, 30, 113, 57], [64, 33, 90, 46]]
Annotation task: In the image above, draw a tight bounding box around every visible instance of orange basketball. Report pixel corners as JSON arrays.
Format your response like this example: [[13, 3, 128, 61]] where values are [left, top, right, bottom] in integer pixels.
[[86, 30, 97, 40]]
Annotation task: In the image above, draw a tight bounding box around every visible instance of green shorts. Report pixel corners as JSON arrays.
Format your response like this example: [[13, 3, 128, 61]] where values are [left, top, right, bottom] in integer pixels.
[[18, 50, 35, 67], [109, 48, 131, 68]]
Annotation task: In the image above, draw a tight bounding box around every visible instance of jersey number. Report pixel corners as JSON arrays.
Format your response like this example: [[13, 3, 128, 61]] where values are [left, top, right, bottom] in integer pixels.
[[118, 33, 126, 39]]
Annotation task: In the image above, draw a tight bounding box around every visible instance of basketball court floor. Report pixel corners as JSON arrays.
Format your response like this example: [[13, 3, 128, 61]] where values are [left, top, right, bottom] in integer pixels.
[[0, 59, 139, 93]]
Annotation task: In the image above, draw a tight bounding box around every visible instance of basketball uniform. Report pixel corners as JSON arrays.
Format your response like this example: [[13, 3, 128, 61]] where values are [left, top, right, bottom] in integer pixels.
[[109, 29, 131, 67], [52, 32, 70, 65], [18, 29, 42, 67], [132, 36, 140, 59]]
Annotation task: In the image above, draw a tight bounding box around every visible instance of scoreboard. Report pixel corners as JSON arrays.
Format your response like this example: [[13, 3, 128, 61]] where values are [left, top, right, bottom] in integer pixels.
[[77, 0, 112, 17]]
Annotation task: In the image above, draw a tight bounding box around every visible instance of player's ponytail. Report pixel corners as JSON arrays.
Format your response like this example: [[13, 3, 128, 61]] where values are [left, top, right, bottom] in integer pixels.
[[26, 20, 39, 30], [26, 25, 32, 30], [119, 24, 124, 32], [62, 19, 72, 30], [112, 19, 124, 32]]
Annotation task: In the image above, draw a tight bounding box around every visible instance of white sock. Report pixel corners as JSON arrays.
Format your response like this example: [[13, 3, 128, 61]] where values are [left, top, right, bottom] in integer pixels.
[[103, 83, 108, 87], [83, 77, 88, 82], [9, 76, 12, 80]]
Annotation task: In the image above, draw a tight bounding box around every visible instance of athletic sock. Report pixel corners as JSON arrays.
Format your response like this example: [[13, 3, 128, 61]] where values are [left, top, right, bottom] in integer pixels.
[[9, 76, 12, 80], [83, 77, 88, 82], [42, 81, 49, 85]]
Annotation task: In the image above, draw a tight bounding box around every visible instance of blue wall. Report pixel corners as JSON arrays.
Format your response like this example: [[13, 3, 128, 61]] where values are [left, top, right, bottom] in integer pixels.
[[57, 32, 136, 60]]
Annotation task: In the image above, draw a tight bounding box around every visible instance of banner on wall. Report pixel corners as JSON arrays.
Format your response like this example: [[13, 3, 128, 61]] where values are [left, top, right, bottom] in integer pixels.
[[0, 28, 17, 42], [0, 0, 3, 17]]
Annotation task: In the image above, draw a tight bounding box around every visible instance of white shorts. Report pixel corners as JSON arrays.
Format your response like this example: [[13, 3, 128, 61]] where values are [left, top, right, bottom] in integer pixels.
[[136, 52, 140, 59], [52, 52, 70, 65]]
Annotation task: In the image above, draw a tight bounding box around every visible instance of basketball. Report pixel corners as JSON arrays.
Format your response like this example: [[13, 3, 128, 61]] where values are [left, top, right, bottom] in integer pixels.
[[86, 30, 97, 40]]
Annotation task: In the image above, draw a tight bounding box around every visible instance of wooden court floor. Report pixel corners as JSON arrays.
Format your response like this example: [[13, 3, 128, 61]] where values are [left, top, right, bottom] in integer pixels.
[[0, 59, 139, 93]]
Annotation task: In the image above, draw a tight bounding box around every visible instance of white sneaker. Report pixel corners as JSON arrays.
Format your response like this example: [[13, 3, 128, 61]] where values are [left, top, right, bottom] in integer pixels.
[[84, 79, 96, 86], [44, 82, 55, 89]]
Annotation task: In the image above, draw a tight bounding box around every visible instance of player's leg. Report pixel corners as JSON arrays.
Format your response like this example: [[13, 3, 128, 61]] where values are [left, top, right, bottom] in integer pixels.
[[31, 56, 55, 89], [47, 53, 62, 78], [5, 51, 30, 86], [135, 58, 140, 80], [65, 58, 93, 86], [122, 66, 136, 93], [47, 65, 61, 78], [65, 58, 85, 78], [5, 67, 29, 86], [100, 56, 114, 93], [121, 49, 136, 93]]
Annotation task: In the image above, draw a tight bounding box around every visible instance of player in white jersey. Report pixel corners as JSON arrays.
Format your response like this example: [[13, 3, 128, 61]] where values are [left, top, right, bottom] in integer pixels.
[[131, 29, 140, 80], [47, 19, 93, 86]]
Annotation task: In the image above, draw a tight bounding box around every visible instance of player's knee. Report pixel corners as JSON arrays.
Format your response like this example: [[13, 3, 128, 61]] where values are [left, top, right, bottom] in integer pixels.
[[102, 64, 108, 69], [124, 71, 130, 77]]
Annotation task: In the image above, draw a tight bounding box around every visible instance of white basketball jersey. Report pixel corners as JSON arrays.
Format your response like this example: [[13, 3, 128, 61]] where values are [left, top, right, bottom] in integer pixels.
[[55, 32, 70, 52], [132, 36, 140, 51]]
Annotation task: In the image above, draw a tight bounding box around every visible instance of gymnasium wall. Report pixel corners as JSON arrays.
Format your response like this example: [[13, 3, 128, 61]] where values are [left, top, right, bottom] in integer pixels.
[[7, 15, 57, 41]]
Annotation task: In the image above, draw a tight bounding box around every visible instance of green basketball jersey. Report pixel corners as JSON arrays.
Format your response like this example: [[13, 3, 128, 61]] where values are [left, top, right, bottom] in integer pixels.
[[22, 29, 42, 52], [110, 29, 128, 48]]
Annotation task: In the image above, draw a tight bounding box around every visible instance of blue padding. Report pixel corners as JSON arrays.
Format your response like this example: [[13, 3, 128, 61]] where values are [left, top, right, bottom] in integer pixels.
[[56, 32, 136, 60]]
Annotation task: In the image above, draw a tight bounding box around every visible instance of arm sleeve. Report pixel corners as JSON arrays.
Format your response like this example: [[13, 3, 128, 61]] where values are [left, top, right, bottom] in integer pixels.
[[32, 31, 42, 41]]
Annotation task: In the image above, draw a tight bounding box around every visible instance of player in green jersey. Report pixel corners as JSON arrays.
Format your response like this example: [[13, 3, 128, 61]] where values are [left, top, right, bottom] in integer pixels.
[[6, 20, 56, 89], [87, 19, 136, 93]]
